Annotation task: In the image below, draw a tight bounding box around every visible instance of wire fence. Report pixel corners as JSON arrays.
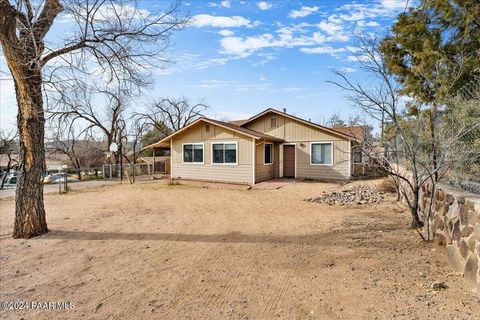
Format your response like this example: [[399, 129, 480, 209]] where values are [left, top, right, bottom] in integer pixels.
[[1, 160, 169, 190]]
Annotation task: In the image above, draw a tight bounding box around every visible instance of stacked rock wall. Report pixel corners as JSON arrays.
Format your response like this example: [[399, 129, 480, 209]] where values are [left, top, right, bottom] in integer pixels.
[[402, 180, 480, 288], [418, 185, 480, 287]]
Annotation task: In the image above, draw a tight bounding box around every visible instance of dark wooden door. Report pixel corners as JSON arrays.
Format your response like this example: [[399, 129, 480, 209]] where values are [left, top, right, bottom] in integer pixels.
[[283, 145, 295, 178]]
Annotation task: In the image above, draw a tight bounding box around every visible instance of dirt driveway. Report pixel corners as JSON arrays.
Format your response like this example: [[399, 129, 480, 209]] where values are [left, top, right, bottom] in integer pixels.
[[0, 180, 478, 319]]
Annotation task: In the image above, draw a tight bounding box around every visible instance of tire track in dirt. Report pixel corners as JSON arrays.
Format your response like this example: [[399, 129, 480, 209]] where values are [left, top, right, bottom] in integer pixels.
[[271, 242, 305, 315], [206, 237, 266, 315], [95, 239, 181, 309], [162, 242, 237, 318], [258, 240, 305, 319]]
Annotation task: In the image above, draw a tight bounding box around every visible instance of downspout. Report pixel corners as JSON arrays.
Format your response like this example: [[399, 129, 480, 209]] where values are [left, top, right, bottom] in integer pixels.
[[170, 138, 173, 180], [252, 138, 256, 185]]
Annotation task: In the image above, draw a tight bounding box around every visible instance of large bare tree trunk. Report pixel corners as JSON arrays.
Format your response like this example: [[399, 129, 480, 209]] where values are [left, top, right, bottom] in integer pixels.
[[12, 69, 48, 238]]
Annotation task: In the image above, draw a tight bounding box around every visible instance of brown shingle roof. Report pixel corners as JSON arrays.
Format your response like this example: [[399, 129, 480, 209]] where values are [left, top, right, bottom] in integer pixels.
[[229, 119, 249, 126]]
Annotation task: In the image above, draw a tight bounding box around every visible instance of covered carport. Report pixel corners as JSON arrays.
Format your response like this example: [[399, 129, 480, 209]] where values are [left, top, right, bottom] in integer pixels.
[[142, 140, 171, 177]]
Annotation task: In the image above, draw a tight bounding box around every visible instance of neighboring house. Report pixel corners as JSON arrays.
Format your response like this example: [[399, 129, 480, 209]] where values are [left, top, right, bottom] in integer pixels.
[[145, 108, 360, 185]]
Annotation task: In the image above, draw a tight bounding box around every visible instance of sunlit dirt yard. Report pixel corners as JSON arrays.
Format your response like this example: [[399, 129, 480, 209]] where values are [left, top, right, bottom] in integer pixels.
[[0, 179, 479, 319]]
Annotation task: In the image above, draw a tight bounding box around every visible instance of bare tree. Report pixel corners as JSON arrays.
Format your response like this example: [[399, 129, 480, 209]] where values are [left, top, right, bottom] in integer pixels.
[[49, 80, 129, 164], [328, 34, 434, 229], [49, 119, 84, 166], [48, 120, 105, 177], [0, 130, 18, 189], [134, 97, 208, 136], [329, 35, 480, 233], [0, 0, 186, 238]]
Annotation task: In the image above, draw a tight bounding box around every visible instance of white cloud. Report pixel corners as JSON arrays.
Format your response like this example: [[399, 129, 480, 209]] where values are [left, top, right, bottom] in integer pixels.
[[219, 28, 334, 57], [340, 67, 356, 73], [220, 34, 276, 56], [317, 21, 343, 35], [219, 29, 234, 36], [191, 14, 251, 28], [357, 20, 380, 27], [221, 0, 231, 8], [257, 1, 272, 10], [380, 0, 409, 9], [300, 45, 360, 60], [347, 54, 371, 62], [208, 1, 231, 8], [289, 6, 319, 19], [300, 46, 346, 55]]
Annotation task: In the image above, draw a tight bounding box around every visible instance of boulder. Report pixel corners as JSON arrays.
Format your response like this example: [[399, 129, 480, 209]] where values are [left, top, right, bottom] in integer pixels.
[[445, 193, 455, 205], [451, 220, 461, 242], [461, 225, 474, 238], [467, 210, 479, 225], [437, 189, 445, 202], [443, 228, 452, 245], [440, 203, 449, 216], [459, 205, 470, 226], [459, 239, 470, 259], [435, 232, 446, 246], [465, 234, 477, 251], [447, 201, 460, 219], [474, 224, 480, 241], [457, 196, 466, 205], [446, 244, 467, 273], [464, 254, 478, 283]]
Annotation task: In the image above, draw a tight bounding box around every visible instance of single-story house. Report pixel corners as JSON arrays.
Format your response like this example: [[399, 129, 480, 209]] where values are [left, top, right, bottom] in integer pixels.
[[144, 108, 361, 185]]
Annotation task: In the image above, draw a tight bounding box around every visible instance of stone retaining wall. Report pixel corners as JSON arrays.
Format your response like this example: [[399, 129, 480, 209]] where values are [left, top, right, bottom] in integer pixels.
[[409, 182, 480, 288]]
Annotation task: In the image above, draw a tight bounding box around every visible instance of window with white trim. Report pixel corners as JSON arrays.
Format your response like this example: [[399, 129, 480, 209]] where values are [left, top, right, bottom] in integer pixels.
[[183, 143, 203, 163], [311, 142, 333, 165], [212, 142, 237, 164], [264, 143, 273, 164]]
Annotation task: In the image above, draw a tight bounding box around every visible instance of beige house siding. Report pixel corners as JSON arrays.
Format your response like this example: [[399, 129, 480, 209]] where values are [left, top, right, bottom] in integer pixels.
[[254, 142, 280, 183], [171, 122, 254, 184], [246, 112, 351, 180], [295, 140, 350, 180], [245, 112, 347, 141]]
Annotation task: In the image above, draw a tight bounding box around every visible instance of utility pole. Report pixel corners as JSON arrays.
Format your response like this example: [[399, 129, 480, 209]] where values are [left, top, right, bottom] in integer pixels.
[[120, 142, 123, 182]]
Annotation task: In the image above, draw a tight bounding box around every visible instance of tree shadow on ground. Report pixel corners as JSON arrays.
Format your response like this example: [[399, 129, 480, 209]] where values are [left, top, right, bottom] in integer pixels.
[[41, 221, 409, 250]]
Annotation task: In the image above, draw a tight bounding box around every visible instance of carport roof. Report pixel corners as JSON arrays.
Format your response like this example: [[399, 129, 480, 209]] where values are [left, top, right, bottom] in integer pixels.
[[143, 117, 284, 150]]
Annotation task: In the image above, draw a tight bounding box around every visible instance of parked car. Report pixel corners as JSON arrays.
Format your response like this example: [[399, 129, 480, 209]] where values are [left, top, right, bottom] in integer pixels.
[[2, 174, 18, 189], [43, 173, 80, 184]]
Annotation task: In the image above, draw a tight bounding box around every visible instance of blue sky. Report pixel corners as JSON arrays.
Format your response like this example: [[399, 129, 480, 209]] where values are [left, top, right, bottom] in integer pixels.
[[0, 0, 412, 132]]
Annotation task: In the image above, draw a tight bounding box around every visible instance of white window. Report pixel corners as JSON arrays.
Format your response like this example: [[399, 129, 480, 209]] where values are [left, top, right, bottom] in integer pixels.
[[264, 143, 273, 165], [311, 142, 333, 165], [212, 142, 237, 164], [183, 143, 204, 163]]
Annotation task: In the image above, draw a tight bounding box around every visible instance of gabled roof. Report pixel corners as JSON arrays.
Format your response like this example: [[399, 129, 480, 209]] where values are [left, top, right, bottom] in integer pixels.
[[241, 108, 357, 141], [143, 117, 283, 149]]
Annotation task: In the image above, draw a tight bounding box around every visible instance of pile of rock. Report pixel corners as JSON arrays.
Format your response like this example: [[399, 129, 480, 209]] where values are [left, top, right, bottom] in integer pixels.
[[305, 184, 386, 206]]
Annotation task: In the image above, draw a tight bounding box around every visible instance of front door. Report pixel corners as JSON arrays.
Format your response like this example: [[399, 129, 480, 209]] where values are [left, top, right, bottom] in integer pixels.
[[283, 145, 295, 178]]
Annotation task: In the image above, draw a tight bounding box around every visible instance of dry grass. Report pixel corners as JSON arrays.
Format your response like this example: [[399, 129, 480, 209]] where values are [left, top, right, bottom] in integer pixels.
[[377, 177, 398, 193]]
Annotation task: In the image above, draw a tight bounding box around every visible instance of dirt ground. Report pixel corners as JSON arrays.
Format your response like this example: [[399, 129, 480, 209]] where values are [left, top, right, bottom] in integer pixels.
[[0, 179, 479, 320]]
